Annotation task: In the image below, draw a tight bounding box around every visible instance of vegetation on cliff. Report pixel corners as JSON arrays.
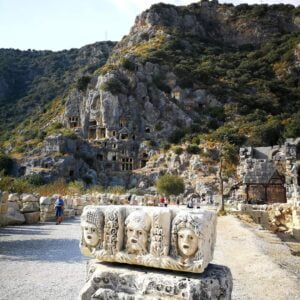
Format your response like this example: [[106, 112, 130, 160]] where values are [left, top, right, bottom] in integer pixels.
[[0, 42, 115, 142]]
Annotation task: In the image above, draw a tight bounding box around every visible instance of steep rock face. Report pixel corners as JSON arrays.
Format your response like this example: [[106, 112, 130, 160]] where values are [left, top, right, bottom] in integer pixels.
[[124, 1, 299, 48]]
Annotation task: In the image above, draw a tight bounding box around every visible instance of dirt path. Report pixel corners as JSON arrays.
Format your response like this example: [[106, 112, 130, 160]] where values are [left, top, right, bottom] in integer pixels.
[[213, 215, 300, 300]]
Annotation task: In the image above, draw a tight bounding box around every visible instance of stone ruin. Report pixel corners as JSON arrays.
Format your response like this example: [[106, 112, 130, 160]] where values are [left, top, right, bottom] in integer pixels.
[[79, 205, 232, 299], [237, 138, 300, 206]]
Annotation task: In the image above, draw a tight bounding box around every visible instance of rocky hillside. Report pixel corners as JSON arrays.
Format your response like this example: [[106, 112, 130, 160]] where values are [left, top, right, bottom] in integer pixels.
[[0, 41, 116, 141], [1, 0, 300, 191]]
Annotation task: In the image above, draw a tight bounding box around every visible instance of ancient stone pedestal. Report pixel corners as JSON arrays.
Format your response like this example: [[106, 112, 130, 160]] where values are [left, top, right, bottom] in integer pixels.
[[79, 261, 232, 300]]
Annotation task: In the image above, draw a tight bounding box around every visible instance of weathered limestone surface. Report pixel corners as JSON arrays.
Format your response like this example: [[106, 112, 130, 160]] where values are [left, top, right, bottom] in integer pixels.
[[79, 261, 232, 300], [24, 211, 40, 224], [4, 202, 25, 225], [80, 205, 217, 273]]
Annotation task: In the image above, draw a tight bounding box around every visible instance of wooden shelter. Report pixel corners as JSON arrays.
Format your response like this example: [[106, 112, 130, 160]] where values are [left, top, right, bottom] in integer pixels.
[[246, 170, 286, 204]]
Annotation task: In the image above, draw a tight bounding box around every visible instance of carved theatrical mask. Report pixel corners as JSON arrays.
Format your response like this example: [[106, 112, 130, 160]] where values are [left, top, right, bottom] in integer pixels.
[[125, 211, 151, 255], [80, 206, 104, 251], [83, 222, 100, 247], [177, 228, 198, 258]]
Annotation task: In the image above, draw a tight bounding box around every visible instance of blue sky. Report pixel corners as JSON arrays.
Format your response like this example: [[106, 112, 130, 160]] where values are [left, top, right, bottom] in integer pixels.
[[0, 0, 299, 51]]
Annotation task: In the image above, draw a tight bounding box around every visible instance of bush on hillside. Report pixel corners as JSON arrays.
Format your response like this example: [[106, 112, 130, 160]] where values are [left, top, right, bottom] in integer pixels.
[[156, 174, 185, 196]]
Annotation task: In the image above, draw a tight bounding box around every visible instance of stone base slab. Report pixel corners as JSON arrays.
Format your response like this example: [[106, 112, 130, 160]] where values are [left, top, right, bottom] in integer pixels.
[[79, 261, 232, 300]]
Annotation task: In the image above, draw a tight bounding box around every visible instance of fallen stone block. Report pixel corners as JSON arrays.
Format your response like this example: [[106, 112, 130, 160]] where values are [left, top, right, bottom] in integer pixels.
[[5, 206, 25, 225], [21, 193, 38, 202], [8, 193, 19, 202], [39, 196, 53, 205], [21, 202, 40, 213]]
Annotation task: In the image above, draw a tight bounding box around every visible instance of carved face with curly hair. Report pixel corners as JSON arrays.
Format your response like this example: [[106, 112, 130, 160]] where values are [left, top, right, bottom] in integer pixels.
[[177, 228, 198, 258], [171, 212, 203, 261], [125, 211, 151, 255], [81, 206, 104, 249]]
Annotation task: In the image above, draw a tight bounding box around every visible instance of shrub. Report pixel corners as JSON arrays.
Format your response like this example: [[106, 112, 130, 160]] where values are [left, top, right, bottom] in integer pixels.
[[10, 177, 32, 194], [68, 180, 85, 195], [76, 76, 91, 91], [172, 146, 183, 155], [156, 174, 185, 196], [61, 129, 77, 140], [25, 174, 46, 186], [33, 178, 69, 196], [106, 186, 126, 195], [87, 184, 105, 194], [284, 112, 300, 138], [128, 187, 145, 196], [0, 173, 14, 192], [100, 77, 123, 95], [155, 122, 163, 131], [211, 125, 246, 146], [160, 141, 171, 151], [122, 58, 136, 71], [168, 129, 185, 144], [153, 75, 171, 93], [143, 140, 157, 147], [186, 144, 201, 154], [51, 122, 63, 130], [0, 153, 13, 174]]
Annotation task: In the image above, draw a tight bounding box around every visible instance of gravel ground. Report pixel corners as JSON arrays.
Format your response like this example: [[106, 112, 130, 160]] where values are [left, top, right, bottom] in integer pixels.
[[0, 218, 87, 300], [1, 214, 300, 300], [213, 215, 300, 300]]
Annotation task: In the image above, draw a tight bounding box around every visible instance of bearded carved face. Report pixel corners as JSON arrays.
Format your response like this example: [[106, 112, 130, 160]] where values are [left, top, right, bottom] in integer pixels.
[[126, 225, 148, 254], [177, 228, 198, 258], [83, 222, 100, 247]]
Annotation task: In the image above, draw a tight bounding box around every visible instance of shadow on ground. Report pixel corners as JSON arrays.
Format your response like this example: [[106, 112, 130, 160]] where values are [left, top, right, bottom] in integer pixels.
[[277, 232, 300, 256], [0, 238, 84, 262], [0, 227, 51, 237]]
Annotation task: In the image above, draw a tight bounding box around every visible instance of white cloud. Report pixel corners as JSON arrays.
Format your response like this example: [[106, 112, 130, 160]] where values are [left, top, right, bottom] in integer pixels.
[[111, 0, 299, 15]]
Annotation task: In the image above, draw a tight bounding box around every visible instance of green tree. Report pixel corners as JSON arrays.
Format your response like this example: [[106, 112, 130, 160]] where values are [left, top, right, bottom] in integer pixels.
[[186, 144, 201, 154], [156, 174, 185, 197], [284, 112, 300, 138], [218, 143, 239, 212]]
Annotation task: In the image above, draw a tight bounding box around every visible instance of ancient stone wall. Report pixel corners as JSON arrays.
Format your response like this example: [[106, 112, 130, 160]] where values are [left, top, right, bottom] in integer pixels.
[[0, 191, 185, 225]]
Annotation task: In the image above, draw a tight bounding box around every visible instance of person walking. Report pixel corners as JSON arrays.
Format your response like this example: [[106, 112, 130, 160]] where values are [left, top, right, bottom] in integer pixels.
[[55, 195, 65, 225]]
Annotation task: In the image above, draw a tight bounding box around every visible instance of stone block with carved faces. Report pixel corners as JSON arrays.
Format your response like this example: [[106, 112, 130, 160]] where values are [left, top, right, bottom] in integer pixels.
[[80, 205, 217, 273]]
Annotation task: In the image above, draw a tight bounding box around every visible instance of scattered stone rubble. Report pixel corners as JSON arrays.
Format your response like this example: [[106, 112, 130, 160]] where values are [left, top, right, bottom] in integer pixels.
[[230, 203, 300, 241]]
